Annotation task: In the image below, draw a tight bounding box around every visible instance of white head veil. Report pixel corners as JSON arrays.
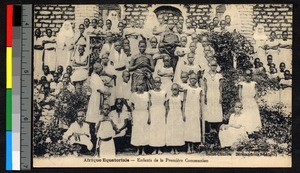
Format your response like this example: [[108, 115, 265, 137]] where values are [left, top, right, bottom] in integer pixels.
[[56, 20, 75, 48], [143, 11, 160, 38], [253, 24, 268, 41]]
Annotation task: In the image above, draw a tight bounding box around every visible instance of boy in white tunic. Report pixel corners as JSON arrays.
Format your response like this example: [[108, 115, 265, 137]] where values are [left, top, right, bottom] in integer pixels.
[[63, 111, 93, 154]]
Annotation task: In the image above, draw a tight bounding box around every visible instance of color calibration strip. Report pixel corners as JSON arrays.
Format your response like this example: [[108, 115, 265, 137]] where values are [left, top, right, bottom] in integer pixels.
[[6, 4, 13, 171]]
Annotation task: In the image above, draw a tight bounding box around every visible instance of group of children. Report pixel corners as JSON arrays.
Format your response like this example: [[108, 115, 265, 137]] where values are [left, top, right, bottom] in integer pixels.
[[34, 10, 292, 157]]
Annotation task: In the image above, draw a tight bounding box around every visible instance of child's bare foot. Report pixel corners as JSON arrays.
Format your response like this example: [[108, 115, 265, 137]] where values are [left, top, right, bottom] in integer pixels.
[[170, 150, 175, 154], [158, 150, 163, 155], [151, 150, 157, 155], [141, 151, 147, 156], [175, 150, 179, 155], [135, 150, 140, 156], [187, 150, 192, 154]]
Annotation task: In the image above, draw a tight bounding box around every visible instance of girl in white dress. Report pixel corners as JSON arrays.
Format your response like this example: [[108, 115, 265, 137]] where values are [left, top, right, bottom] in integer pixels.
[[183, 73, 203, 154], [34, 29, 44, 79], [203, 60, 224, 132], [238, 70, 262, 133], [166, 83, 185, 154], [155, 54, 174, 92], [129, 79, 150, 155], [96, 104, 117, 158], [219, 102, 248, 148], [149, 77, 167, 154]]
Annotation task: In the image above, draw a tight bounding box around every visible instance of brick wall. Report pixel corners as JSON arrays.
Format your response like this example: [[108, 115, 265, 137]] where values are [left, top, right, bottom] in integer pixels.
[[253, 4, 293, 39], [123, 4, 151, 28], [74, 5, 100, 29], [184, 4, 212, 28], [34, 5, 75, 36]]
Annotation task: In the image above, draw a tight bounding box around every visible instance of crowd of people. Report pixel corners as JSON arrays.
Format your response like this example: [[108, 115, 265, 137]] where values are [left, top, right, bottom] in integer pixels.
[[34, 9, 292, 157]]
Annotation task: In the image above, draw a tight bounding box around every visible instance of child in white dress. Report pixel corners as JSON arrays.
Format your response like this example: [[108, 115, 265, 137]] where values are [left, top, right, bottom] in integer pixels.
[[155, 55, 174, 92], [149, 77, 167, 154], [129, 79, 150, 155], [166, 83, 185, 154], [219, 102, 248, 148], [183, 73, 203, 154], [238, 70, 262, 133], [96, 104, 118, 158]]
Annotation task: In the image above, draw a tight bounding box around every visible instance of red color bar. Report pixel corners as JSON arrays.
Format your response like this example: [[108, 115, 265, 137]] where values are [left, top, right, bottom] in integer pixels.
[[6, 5, 13, 47]]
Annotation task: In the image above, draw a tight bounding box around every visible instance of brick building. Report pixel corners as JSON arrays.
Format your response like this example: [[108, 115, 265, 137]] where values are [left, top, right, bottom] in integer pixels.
[[34, 4, 293, 40]]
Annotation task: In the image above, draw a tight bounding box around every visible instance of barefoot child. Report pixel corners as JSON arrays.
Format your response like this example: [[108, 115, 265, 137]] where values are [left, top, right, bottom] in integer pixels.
[[129, 80, 150, 155], [166, 83, 185, 154], [149, 77, 167, 154], [96, 104, 118, 157], [183, 73, 203, 154]]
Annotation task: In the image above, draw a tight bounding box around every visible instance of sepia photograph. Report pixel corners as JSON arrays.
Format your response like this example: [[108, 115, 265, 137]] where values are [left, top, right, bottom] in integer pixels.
[[32, 4, 292, 167]]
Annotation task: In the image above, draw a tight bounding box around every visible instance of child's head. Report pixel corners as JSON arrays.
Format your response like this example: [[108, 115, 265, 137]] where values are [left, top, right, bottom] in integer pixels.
[[66, 65, 72, 75], [91, 18, 98, 28], [136, 79, 145, 93], [187, 53, 195, 64], [176, 23, 183, 34], [234, 102, 243, 114], [189, 72, 198, 86], [191, 33, 198, 43], [46, 28, 52, 37], [122, 70, 130, 83], [189, 42, 197, 52], [220, 20, 226, 29], [267, 55, 273, 64], [150, 37, 158, 48], [57, 65, 64, 74], [78, 45, 85, 55], [93, 62, 103, 74], [101, 53, 109, 65], [163, 54, 171, 67], [201, 36, 209, 47], [106, 19, 112, 29], [245, 69, 252, 82], [158, 42, 165, 53], [84, 18, 90, 28], [123, 38, 130, 47], [180, 71, 189, 83], [153, 77, 162, 89], [279, 62, 286, 71], [282, 31, 288, 40], [114, 40, 122, 52], [213, 17, 219, 26], [62, 75, 71, 85], [79, 24, 85, 34], [225, 15, 231, 25], [98, 19, 104, 28], [171, 83, 180, 96], [102, 104, 111, 116], [115, 99, 124, 111], [40, 76, 48, 85], [53, 72, 59, 83], [209, 59, 218, 71], [35, 28, 41, 37], [270, 63, 276, 68], [270, 31, 276, 40], [43, 65, 50, 75], [76, 111, 85, 124], [284, 70, 291, 79], [208, 22, 215, 31], [180, 36, 187, 47], [254, 58, 260, 68], [138, 40, 147, 54]]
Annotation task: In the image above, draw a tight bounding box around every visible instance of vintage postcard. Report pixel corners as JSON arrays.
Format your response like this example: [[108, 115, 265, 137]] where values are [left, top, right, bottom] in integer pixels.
[[32, 4, 292, 167]]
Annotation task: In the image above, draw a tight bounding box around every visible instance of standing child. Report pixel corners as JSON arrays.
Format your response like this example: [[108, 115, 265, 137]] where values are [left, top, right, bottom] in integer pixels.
[[155, 55, 174, 92], [203, 60, 224, 134], [129, 80, 150, 155], [96, 104, 118, 158], [183, 73, 203, 153], [149, 77, 167, 154], [166, 83, 185, 154], [238, 70, 262, 134]]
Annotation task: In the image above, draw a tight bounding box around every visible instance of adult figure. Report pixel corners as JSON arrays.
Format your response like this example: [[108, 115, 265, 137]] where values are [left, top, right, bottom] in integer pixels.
[[129, 40, 155, 92]]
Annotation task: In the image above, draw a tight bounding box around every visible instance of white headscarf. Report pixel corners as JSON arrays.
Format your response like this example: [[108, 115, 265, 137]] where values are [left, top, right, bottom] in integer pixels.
[[143, 11, 160, 38], [56, 21, 75, 49], [253, 24, 268, 41]]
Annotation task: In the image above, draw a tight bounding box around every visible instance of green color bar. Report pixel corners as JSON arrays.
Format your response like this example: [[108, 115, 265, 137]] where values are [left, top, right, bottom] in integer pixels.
[[6, 89, 12, 131]]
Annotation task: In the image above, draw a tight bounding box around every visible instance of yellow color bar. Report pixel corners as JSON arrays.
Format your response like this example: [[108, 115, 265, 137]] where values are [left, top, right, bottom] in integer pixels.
[[6, 47, 12, 89]]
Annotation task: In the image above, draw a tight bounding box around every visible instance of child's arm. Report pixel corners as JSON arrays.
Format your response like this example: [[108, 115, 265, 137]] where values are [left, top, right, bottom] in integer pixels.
[[147, 93, 151, 125], [219, 78, 224, 104], [182, 96, 186, 122], [165, 100, 169, 124], [109, 119, 118, 132], [203, 78, 207, 104], [238, 84, 242, 101]]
